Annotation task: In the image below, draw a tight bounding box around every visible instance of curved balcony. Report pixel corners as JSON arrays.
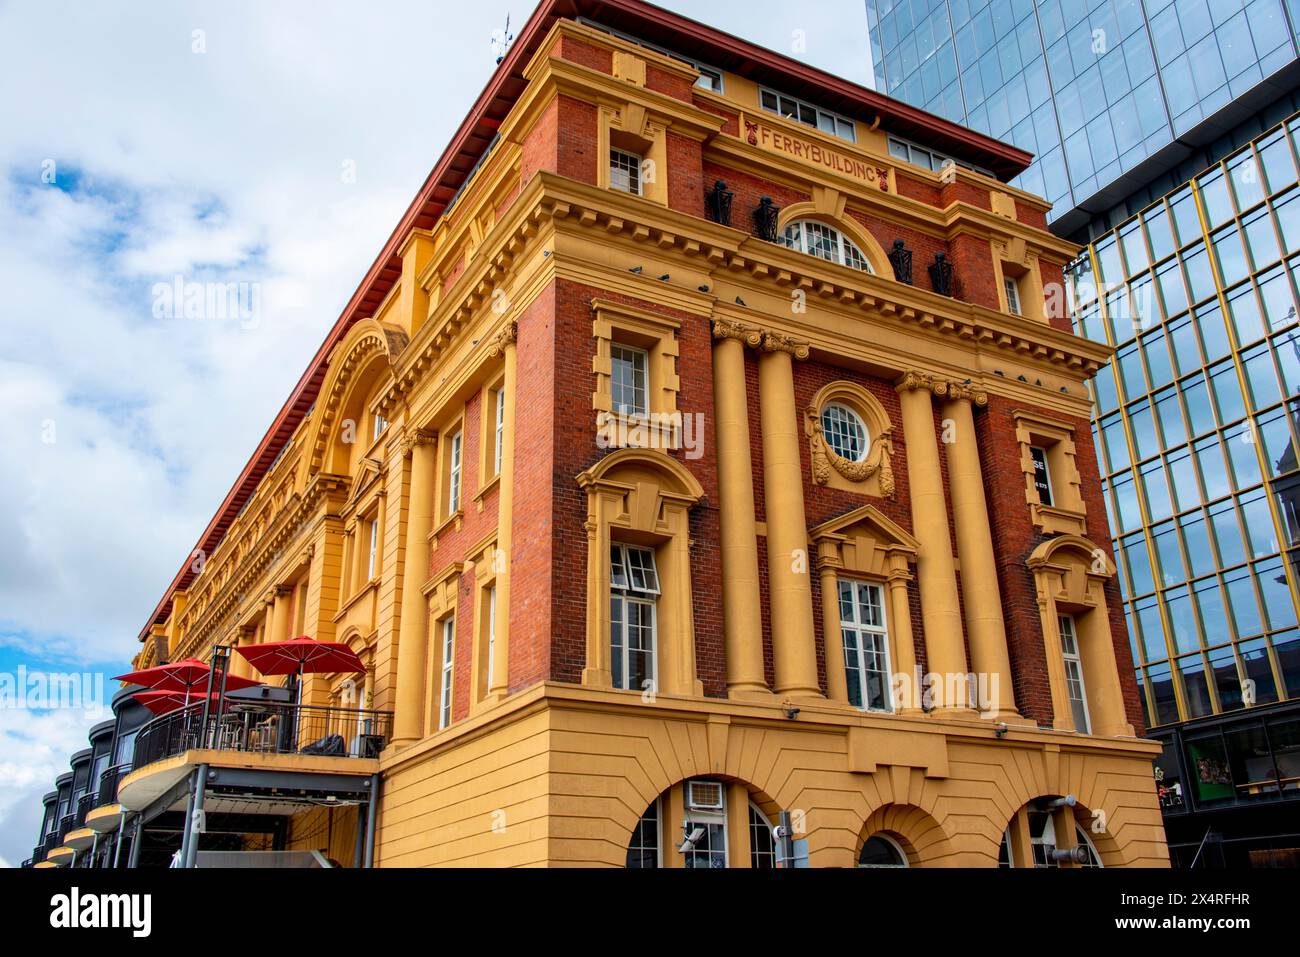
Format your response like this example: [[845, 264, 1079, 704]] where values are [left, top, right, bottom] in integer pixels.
[[85, 764, 131, 834], [119, 700, 391, 813]]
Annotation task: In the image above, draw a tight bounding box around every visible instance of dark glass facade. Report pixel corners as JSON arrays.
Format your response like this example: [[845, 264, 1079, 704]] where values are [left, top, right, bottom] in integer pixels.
[[867, 0, 1300, 229]]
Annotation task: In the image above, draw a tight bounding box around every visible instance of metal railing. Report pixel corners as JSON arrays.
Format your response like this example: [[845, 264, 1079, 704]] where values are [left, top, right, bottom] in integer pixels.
[[97, 764, 127, 806], [133, 700, 392, 771], [74, 793, 93, 828]]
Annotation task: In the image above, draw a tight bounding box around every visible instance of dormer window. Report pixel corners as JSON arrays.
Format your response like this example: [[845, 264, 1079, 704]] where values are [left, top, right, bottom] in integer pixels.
[[783, 220, 872, 272]]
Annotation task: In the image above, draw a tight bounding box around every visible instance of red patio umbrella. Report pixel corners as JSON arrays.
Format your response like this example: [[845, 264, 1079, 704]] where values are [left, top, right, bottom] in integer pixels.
[[235, 636, 366, 680], [115, 658, 262, 707], [132, 689, 224, 715]]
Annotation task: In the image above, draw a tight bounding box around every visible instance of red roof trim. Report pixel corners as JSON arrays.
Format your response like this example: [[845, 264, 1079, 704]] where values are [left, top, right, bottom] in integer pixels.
[[137, 0, 1032, 641]]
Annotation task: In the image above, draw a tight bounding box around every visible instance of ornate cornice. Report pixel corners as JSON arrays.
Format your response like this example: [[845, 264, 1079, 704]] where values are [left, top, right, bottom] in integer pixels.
[[711, 318, 763, 347]]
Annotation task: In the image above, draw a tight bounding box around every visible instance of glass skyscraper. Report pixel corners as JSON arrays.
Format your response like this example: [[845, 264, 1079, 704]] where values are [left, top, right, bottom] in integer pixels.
[[867, 0, 1300, 233], [870, 0, 1300, 865]]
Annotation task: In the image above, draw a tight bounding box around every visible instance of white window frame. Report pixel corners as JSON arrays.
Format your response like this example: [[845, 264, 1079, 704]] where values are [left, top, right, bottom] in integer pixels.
[[759, 87, 855, 141], [366, 518, 379, 581], [609, 147, 643, 195], [821, 402, 870, 462], [1058, 615, 1091, 734], [372, 412, 388, 442], [485, 584, 497, 693], [448, 431, 463, 514], [493, 387, 505, 477], [839, 578, 893, 713], [1004, 275, 1023, 315], [782, 220, 872, 272], [439, 616, 455, 730], [610, 543, 659, 692], [682, 780, 728, 869], [886, 134, 992, 176], [610, 344, 649, 418]]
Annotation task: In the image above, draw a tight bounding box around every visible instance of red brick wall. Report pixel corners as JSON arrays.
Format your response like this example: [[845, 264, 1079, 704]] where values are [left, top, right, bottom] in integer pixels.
[[977, 394, 1144, 733], [667, 130, 704, 217], [547, 277, 726, 694], [508, 286, 559, 690]]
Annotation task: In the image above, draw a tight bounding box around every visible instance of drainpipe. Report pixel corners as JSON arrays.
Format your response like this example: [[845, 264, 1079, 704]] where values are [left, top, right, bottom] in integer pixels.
[[361, 774, 380, 868], [181, 765, 208, 869]]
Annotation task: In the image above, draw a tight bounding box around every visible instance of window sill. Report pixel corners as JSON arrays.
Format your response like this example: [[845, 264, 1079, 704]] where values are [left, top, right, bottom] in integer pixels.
[[430, 509, 464, 544], [474, 473, 501, 510], [1031, 502, 1086, 536], [595, 411, 682, 452]]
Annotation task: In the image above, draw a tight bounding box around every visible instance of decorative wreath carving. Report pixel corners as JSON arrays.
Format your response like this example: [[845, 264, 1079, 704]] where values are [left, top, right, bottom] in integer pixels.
[[805, 404, 895, 498]]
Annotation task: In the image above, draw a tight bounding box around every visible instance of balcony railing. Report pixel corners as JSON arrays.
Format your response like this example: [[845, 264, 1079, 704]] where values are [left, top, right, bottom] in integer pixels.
[[132, 700, 392, 771], [74, 793, 93, 828], [56, 814, 74, 844], [97, 763, 127, 806]]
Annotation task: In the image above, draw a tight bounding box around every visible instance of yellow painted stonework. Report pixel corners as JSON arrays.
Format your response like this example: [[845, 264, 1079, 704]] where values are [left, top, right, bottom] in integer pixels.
[[121, 15, 1167, 868]]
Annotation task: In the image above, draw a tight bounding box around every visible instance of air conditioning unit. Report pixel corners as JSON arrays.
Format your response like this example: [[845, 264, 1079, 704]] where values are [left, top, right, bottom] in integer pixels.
[[686, 780, 724, 811]]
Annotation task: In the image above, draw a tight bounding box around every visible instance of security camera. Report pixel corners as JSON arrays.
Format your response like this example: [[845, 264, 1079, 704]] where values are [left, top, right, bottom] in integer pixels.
[[677, 826, 705, 853], [1047, 795, 1077, 809]]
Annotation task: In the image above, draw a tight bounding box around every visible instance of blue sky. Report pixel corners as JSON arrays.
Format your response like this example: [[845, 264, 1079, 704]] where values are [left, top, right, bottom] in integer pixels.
[[0, 0, 872, 867]]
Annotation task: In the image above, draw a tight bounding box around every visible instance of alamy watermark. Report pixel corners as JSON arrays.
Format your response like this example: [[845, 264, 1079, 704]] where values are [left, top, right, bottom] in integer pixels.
[[151, 274, 261, 329], [596, 410, 706, 459], [0, 666, 106, 716]]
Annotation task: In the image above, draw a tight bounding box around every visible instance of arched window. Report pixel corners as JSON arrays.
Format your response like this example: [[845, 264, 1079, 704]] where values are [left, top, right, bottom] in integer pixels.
[[858, 833, 909, 867], [748, 803, 776, 869], [820, 402, 869, 463], [783, 220, 873, 272]]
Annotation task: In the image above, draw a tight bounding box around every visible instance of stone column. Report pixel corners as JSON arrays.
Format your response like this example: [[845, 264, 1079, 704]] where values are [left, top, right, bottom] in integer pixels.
[[711, 320, 769, 698], [758, 332, 821, 699], [817, 560, 849, 703], [940, 385, 1020, 720], [895, 371, 969, 711], [486, 322, 517, 701], [391, 427, 437, 747], [885, 570, 920, 713], [271, 586, 293, 643]]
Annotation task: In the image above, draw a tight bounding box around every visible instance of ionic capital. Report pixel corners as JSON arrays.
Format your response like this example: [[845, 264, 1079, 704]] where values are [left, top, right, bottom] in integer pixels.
[[760, 331, 810, 359], [399, 427, 437, 459], [711, 318, 763, 348]]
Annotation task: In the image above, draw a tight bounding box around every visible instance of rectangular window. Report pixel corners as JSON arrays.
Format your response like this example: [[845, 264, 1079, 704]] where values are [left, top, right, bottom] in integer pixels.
[[372, 413, 388, 442], [1058, 615, 1091, 733], [609, 148, 642, 195], [1004, 276, 1023, 315], [1029, 446, 1054, 506], [485, 584, 496, 694], [610, 543, 659, 692], [760, 87, 855, 141], [610, 344, 649, 417], [439, 617, 454, 730], [366, 518, 378, 580], [493, 387, 505, 477], [448, 432, 463, 514], [838, 579, 892, 712]]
